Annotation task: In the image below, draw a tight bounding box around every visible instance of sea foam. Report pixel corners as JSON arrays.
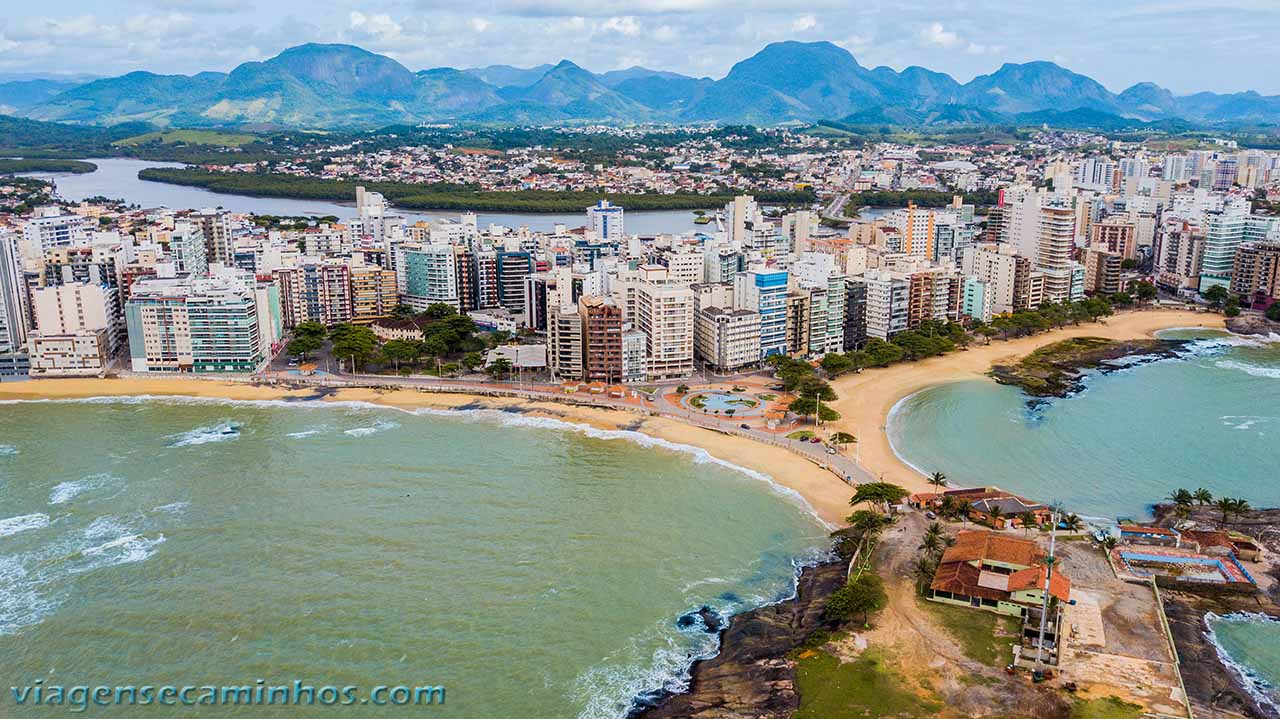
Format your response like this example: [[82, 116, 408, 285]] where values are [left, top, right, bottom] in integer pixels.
[[1205, 612, 1280, 716], [168, 422, 241, 447], [49, 473, 122, 505], [0, 513, 49, 537]]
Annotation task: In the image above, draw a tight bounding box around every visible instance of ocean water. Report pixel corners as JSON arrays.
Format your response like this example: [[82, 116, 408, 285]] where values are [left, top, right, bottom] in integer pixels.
[[0, 397, 829, 717], [1207, 613, 1280, 715], [888, 330, 1280, 520]]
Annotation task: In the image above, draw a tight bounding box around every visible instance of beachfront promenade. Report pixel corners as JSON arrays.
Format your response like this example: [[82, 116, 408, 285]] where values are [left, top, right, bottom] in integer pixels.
[[242, 368, 877, 488]]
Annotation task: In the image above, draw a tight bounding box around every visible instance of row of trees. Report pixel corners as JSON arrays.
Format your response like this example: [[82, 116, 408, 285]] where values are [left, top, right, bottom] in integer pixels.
[[285, 303, 496, 375], [137, 168, 816, 213], [1166, 487, 1253, 526], [768, 355, 842, 422]]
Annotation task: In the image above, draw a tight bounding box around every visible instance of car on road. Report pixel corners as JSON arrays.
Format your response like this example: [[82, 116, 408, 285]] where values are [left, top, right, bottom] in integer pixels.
[[739, 424, 751, 430], [809, 437, 821, 443], [825, 447, 837, 455], [925, 511, 937, 520], [287, 359, 299, 367]]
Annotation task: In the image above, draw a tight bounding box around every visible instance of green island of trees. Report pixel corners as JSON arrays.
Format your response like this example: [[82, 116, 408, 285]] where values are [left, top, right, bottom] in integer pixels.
[[136, 167, 818, 213], [0, 159, 97, 174]]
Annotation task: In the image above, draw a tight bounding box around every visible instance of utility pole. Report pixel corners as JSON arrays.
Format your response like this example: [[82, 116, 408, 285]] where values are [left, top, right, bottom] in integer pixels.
[[1034, 509, 1059, 675]]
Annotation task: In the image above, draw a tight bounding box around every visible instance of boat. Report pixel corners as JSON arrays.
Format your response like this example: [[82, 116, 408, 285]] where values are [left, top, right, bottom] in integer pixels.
[[219, 423, 241, 435]]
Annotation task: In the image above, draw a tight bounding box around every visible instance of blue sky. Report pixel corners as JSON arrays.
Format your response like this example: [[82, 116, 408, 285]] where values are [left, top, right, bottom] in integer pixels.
[[3, 1, 1279, 94]]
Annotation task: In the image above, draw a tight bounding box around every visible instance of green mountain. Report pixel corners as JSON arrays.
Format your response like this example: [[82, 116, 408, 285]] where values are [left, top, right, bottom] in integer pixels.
[[22, 40, 1280, 129], [498, 60, 655, 121], [0, 79, 87, 115]]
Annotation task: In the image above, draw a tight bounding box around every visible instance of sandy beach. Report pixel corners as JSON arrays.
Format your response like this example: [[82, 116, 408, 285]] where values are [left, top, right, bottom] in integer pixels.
[[0, 308, 1223, 528], [825, 308, 1224, 497]]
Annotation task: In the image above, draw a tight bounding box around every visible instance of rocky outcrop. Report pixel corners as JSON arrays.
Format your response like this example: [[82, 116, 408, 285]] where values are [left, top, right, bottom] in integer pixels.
[[1226, 313, 1280, 336], [1162, 592, 1279, 719], [634, 558, 848, 719], [989, 336, 1190, 399]]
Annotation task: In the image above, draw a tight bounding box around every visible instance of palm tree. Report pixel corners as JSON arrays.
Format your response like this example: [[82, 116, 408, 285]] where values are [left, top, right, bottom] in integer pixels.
[[1193, 488, 1214, 506], [1167, 488, 1194, 508], [911, 557, 938, 596], [1020, 511, 1039, 535], [919, 532, 943, 557], [1215, 497, 1236, 527], [1100, 535, 1118, 552], [1230, 498, 1251, 523], [927, 472, 948, 491], [986, 505, 1005, 529], [1062, 514, 1083, 532]]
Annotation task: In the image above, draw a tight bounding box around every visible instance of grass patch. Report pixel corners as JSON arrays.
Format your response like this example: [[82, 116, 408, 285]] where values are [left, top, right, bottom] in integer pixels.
[[795, 648, 943, 719], [1070, 696, 1144, 719], [758, 393, 777, 401], [115, 130, 258, 147], [917, 597, 1020, 668], [787, 430, 816, 440]]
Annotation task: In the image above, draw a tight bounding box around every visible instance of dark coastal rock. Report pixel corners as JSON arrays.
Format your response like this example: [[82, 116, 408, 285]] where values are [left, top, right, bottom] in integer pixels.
[[676, 606, 723, 633], [1226, 313, 1280, 336], [633, 558, 848, 719], [1162, 591, 1279, 719], [990, 336, 1192, 400]]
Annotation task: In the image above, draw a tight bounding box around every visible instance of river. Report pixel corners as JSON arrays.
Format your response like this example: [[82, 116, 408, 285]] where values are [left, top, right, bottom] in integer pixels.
[[23, 158, 716, 235]]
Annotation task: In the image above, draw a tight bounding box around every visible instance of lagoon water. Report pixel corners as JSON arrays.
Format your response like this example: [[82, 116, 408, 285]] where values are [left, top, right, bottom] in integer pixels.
[[888, 330, 1280, 521], [24, 158, 714, 235], [0, 398, 828, 717]]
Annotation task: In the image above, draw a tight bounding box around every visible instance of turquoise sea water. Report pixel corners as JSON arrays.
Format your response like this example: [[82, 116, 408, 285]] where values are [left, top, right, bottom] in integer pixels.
[[888, 330, 1280, 520], [1208, 613, 1280, 715], [0, 398, 829, 717]]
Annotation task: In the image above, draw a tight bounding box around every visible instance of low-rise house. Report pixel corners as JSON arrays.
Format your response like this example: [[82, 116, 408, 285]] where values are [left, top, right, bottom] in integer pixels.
[[929, 530, 1071, 618], [1118, 525, 1182, 548], [1181, 530, 1264, 562], [909, 487, 1051, 529]]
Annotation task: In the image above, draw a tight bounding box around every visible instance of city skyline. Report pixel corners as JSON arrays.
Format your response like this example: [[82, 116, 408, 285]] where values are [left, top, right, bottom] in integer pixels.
[[4, 1, 1280, 95]]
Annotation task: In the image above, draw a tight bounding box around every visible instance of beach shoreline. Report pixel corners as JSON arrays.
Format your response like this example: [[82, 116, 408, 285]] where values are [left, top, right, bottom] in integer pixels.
[[0, 308, 1225, 529], [824, 309, 1225, 496]]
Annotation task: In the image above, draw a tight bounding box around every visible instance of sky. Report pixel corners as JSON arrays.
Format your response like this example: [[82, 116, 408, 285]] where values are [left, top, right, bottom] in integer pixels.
[[2, 1, 1279, 94]]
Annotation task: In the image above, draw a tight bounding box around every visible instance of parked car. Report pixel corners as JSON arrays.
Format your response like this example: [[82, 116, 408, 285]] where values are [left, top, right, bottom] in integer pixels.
[[826, 447, 837, 455], [809, 437, 821, 444], [739, 424, 751, 430], [925, 511, 937, 520]]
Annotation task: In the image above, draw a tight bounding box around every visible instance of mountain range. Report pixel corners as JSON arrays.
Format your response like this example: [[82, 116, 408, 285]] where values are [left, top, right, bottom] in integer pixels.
[[9, 41, 1280, 130]]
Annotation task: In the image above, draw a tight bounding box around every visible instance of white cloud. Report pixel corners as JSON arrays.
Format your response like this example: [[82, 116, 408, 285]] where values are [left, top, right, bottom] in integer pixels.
[[918, 21, 960, 49], [652, 24, 677, 42], [792, 14, 817, 32], [468, 17, 492, 32], [348, 11, 402, 40], [601, 16, 641, 36]]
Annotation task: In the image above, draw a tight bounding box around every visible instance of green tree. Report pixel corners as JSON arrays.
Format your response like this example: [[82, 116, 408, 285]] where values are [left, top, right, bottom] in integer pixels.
[[849, 482, 910, 512], [1168, 488, 1194, 508], [286, 335, 322, 359], [486, 356, 513, 380], [329, 324, 377, 372], [987, 505, 1005, 529], [824, 574, 887, 625], [1132, 281, 1158, 306], [294, 321, 327, 341], [829, 431, 856, 452], [821, 352, 855, 377], [927, 472, 948, 491], [381, 339, 420, 371], [1267, 303, 1280, 322], [1192, 488, 1213, 506], [1202, 284, 1228, 310], [1019, 511, 1039, 534], [461, 352, 484, 371], [422, 303, 457, 320], [845, 509, 890, 541]]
